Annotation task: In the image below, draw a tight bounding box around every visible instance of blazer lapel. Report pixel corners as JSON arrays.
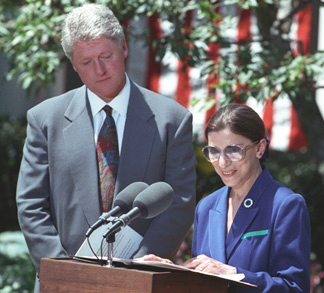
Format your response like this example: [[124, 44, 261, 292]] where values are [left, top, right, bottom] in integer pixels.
[[225, 168, 272, 262], [225, 206, 259, 262], [115, 82, 155, 193], [209, 188, 228, 263], [63, 86, 101, 226]]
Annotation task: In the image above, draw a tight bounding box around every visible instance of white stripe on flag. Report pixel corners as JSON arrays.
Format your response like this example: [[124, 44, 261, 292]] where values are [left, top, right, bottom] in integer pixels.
[[158, 50, 178, 99], [126, 10, 313, 151], [271, 96, 292, 151]]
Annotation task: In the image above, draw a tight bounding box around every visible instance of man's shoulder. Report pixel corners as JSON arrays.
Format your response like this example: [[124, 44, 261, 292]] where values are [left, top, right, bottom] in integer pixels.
[[26, 86, 87, 125], [29, 86, 86, 114]]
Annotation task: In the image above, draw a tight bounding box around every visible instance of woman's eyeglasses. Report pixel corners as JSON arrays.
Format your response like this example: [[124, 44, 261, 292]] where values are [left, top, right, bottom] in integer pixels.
[[202, 141, 259, 162]]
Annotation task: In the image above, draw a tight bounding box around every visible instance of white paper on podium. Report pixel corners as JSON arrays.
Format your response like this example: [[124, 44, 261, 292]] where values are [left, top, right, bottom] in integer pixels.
[[74, 225, 254, 288], [75, 223, 143, 259], [121, 259, 246, 282]]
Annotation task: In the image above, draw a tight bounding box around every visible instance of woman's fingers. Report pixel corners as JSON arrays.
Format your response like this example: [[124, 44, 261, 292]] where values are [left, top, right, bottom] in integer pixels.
[[135, 254, 173, 264]]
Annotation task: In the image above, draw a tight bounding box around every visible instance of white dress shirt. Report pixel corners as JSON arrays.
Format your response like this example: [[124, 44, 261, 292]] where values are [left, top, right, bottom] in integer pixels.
[[88, 74, 130, 153]]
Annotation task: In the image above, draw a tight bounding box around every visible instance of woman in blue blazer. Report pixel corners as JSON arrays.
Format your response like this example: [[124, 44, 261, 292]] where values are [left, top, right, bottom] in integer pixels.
[[185, 104, 311, 292], [139, 103, 310, 292]]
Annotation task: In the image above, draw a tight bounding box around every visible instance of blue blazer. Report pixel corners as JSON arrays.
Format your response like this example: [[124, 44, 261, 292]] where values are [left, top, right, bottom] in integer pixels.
[[192, 168, 310, 292]]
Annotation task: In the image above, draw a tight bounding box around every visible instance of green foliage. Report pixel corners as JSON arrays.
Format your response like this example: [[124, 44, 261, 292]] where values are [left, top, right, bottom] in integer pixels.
[[1, 1, 63, 93], [0, 252, 35, 293], [0, 231, 35, 293], [0, 0, 222, 92], [0, 116, 26, 232], [211, 45, 324, 105], [2, 0, 323, 100], [223, 0, 274, 9]]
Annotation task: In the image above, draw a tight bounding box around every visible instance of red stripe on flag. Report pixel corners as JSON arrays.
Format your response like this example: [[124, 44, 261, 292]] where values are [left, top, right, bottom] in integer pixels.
[[235, 9, 252, 103], [146, 14, 163, 92], [205, 40, 220, 131], [288, 3, 312, 150], [288, 106, 308, 151], [262, 99, 274, 144], [175, 61, 192, 108], [237, 9, 252, 41], [175, 11, 193, 108], [204, 8, 222, 131], [294, 3, 313, 55]]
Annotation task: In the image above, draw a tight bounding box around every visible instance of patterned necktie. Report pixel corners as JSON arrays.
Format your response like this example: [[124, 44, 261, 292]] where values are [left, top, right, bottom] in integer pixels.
[[97, 105, 119, 212]]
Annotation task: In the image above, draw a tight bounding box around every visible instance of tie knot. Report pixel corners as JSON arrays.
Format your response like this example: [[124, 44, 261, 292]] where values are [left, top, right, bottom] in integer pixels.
[[102, 105, 112, 117]]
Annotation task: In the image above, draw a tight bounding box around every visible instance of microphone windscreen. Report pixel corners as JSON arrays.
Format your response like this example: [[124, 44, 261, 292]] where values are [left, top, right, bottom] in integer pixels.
[[133, 182, 174, 218], [113, 182, 149, 212]]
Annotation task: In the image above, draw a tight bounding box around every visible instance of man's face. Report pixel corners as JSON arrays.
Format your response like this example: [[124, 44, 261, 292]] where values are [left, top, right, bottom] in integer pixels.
[[72, 36, 128, 102]]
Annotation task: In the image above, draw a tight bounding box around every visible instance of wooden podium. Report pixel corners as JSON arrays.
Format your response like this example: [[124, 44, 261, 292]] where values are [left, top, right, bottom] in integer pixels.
[[40, 258, 254, 292]]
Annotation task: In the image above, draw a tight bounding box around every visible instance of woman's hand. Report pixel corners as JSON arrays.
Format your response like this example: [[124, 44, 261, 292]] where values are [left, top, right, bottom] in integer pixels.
[[135, 254, 173, 264], [182, 254, 236, 275]]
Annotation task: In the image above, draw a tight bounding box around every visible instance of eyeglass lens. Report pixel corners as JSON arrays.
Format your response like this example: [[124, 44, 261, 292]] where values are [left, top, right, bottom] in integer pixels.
[[203, 145, 243, 162]]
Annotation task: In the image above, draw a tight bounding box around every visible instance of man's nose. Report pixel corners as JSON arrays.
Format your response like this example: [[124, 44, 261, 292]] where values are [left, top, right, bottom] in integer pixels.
[[94, 59, 106, 75]]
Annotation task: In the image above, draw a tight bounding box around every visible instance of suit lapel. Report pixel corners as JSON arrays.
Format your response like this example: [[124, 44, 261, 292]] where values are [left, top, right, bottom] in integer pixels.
[[225, 168, 271, 261], [115, 82, 155, 193], [63, 86, 101, 226], [209, 188, 228, 263], [225, 206, 259, 261]]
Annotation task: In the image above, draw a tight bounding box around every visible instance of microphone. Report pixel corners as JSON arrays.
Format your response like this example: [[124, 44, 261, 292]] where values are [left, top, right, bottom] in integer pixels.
[[85, 182, 149, 237], [103, 182, 174, 238]]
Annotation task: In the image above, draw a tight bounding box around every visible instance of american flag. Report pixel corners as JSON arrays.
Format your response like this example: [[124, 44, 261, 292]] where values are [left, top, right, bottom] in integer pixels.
[[127, 3, 321, 151]]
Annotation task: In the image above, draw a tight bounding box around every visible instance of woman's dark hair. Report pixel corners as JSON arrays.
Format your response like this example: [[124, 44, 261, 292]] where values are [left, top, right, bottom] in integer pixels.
[[205, 103, 270, 163]]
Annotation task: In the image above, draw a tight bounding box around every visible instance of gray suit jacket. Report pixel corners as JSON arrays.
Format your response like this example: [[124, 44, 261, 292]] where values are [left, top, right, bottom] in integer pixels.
[[16, 81, 196, 276]]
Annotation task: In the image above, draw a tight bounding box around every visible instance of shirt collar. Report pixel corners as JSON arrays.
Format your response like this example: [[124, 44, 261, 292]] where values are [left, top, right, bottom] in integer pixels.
[[88, 74, 130, 118]]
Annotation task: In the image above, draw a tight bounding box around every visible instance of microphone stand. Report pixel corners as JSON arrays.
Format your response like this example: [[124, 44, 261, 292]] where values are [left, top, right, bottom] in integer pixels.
[[105, 232, 115, 267], [103, 216, 122, 267]]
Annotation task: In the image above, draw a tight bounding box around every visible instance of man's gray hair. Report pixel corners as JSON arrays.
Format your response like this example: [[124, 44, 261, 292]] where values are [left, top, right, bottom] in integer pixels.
[[61, 4, 125, 61]]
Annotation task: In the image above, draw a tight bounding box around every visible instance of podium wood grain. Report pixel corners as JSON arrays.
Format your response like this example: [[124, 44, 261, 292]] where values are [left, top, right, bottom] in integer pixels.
[[40, 258, 228, 292]]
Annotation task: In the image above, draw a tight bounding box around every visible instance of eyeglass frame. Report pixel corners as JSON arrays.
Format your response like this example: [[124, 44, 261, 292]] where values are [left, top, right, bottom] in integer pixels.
[[202, 141, 260, 163]]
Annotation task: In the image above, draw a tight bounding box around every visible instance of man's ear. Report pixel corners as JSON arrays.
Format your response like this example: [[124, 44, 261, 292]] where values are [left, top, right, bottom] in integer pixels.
[[122, 38, 128, 59]]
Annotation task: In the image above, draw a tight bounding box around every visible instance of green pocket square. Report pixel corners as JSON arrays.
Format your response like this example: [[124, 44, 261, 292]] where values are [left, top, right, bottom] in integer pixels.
[[241, 229, 269, 239]]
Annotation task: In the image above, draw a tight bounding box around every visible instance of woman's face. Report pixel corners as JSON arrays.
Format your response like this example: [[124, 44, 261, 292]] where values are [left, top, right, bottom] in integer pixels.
[[207, 127, 265, 194]]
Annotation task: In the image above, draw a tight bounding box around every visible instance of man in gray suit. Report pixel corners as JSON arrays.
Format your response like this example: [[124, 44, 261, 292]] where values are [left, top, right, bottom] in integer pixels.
[[16, 3, 196, 291]]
